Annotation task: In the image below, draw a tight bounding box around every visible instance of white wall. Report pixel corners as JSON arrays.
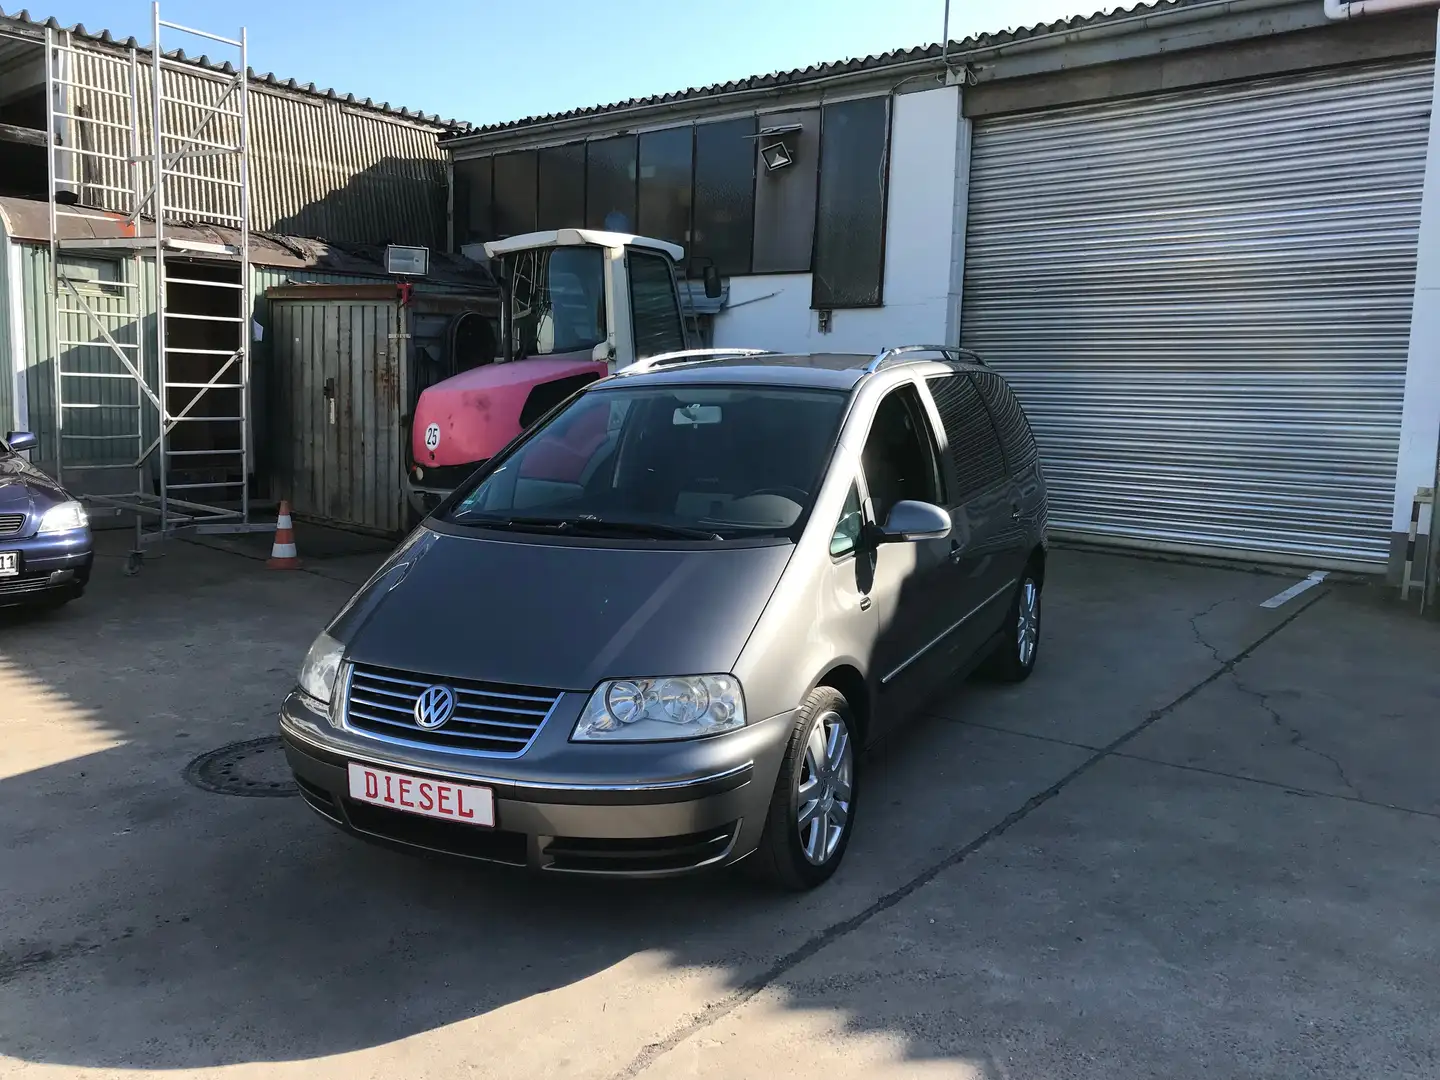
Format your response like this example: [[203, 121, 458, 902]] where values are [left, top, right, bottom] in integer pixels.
[[713, 85, 966, 354], [1390, 12, 1440, 559]]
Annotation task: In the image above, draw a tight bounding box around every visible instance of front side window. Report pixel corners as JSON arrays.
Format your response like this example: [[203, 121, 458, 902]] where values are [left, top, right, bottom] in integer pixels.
[[628, 250, 686, 359], [508, 246, 606, 360], [448, 384, 848, 541], [830, 483, 863, 557], [860, 384, 943, 525]]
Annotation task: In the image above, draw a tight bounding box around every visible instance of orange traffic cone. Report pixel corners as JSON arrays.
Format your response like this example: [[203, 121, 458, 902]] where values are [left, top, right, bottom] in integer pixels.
[[267, 500, 301, 569]]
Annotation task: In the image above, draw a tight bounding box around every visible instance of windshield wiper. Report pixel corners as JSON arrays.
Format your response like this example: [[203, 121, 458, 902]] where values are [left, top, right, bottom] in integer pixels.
[[464, 514, 721, 541]]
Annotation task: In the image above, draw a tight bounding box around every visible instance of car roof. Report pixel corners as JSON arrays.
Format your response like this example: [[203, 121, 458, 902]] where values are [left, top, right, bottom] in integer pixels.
[[603, 351, 960, 392]]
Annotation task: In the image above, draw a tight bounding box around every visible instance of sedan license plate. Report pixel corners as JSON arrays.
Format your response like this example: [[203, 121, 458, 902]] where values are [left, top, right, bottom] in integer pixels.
[[0, 552, 17, 578], [346, 763, 495, 827]]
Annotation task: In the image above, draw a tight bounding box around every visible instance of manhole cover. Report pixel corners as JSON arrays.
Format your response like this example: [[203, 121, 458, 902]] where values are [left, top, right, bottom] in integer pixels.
[[184, 736, 298, 798]]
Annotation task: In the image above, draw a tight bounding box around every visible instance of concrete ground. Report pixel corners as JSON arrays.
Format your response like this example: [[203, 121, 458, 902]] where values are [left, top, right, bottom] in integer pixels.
[[1, 525, 1437, 1079]]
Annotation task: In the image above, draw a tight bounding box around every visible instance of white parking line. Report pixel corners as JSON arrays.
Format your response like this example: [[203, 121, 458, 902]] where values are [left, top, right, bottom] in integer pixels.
[[1259, 571, 1328, 609]]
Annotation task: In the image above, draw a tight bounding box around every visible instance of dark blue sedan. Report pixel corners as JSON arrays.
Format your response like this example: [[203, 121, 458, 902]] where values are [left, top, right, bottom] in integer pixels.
[[0, 432, 94, 609]]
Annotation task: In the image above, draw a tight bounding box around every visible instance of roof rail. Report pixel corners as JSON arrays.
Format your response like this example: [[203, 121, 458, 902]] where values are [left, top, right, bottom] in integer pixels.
[[620, 347, 774, 375], [863, 344, 984, 374]]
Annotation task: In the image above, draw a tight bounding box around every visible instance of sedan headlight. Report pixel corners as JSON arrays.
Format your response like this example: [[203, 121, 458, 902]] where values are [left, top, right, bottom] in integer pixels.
[[297, 631, 344, 705], [573, 675, 745, 742], [37, 500, 88, 534]]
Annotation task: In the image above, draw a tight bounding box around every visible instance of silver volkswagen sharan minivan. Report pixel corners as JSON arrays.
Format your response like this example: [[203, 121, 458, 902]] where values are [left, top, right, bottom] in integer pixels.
[[280, 346, 1048, 889]]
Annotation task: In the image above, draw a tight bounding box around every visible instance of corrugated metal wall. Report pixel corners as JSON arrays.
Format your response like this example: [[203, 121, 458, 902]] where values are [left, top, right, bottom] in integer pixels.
[[962, 58, 1434, 571], [9, 243, 401, 500], [0, 232, 12, 431], [63, 45, 447, 247], [267, 296, 407, 534]]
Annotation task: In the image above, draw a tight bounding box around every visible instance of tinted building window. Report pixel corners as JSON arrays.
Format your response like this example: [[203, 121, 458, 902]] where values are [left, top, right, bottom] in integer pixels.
[[586, 135, 638, 232], [637, 126, 693, 251], [537, 143, 586, 231], [926, 374, 1007, 501], [692, 116, 756, 277], [453, 157, 493, 247], [752, 109, 819, 274], [812, 97, 890, 309], [628, 249, 686, 358], [971, 370, 1038, 472], [493, 150, 537, 239]]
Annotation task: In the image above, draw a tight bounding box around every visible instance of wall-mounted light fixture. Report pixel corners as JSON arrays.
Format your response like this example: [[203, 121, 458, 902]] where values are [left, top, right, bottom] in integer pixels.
[[747, 122, 804, 174]]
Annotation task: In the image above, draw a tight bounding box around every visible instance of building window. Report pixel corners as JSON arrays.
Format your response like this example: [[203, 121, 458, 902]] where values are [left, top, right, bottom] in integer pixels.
[[493, 150, 538, 239], [637, 126, 693, 253], [453, 156, 493, 247], [812, 96, 891, 309], [537, 143, 586, 231], [628, 249, 686, 358], [752, 109, 819, 274], [692, 116, 756, 277], [586, 134, 638, 232]]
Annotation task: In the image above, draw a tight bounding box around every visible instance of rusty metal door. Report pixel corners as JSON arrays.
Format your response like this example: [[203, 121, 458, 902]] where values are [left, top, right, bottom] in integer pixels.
[[269, 296, 408, 534]]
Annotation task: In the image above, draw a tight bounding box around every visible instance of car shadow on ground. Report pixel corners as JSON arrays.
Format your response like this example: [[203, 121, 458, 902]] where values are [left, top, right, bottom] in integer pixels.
[[2, 536, 1437, 1076]]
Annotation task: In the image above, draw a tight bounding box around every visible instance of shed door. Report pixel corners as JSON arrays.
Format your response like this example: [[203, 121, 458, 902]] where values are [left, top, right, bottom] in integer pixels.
[[961, 59, 1433, 570], [271, 298, 407, 533]]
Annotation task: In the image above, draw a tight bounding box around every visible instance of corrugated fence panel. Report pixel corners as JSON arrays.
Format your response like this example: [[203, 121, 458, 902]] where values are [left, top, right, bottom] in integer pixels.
[[18, 244, 156, 485], [65, 45, 447, 246], [961, 59, 1434, 569]]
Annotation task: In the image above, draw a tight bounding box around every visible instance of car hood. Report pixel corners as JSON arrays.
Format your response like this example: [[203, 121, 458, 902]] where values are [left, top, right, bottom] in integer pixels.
[[335, 528, 793, 691], [0, 454, 68, 518]]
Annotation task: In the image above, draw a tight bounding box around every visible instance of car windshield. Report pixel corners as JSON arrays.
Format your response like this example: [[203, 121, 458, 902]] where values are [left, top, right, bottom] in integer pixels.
[[507, 246, 607, 360], [445, 384, 848, 541]]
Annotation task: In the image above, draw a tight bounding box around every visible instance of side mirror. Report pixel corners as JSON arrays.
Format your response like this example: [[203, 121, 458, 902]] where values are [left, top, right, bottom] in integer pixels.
[[702, 264, 722, 300], [5, 431, 37, 453], [875, 500, 951, 544]]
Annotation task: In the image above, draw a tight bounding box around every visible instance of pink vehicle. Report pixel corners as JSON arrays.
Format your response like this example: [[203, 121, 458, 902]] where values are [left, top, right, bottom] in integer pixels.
[[405, 229, 721, 520]]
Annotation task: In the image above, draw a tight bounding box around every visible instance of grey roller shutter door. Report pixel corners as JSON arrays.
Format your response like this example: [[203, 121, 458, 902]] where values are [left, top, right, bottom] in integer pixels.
[[961, 59, 1433, 569]]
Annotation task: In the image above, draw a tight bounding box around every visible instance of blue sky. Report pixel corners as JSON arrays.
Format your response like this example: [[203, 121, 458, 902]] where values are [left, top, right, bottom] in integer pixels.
[[34, 0, 1110, 126]]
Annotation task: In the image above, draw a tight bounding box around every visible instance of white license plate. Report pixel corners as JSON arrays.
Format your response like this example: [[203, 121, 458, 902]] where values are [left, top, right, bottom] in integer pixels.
[[346, 763, 495, 827], [0, 552, 17, 578]]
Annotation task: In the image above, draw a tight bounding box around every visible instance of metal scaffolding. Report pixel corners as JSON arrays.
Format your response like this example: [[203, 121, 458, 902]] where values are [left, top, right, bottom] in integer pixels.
[[45, 2, 268, 574]]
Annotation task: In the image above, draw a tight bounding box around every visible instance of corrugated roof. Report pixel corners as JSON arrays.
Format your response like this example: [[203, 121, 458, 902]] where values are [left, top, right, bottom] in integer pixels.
[[0, 6, 475, 132], [0, 195, 493, 284], [446, 0, 1209, 140]]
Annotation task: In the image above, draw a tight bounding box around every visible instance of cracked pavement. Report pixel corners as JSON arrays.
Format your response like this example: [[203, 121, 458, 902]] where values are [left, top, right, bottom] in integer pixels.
[[2, 529, 1438, 1078]]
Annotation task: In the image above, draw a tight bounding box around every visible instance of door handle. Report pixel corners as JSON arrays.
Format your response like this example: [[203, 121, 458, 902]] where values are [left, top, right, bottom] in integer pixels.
[[323, 377, 337, 427], [1010, 503, 1022, 521]]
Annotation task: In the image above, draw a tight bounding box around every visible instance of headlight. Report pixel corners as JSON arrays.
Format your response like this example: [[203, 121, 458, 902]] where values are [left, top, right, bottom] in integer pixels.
[[297, 632, 344, 704], [37, 500, 87, 534], [572, 675, 745, 742]]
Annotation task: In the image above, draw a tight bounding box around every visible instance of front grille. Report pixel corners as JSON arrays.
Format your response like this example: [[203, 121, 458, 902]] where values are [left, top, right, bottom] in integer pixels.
[[0, 576, 50, 598], [344, 663, 559, 756], [0, 513, 25, 536]]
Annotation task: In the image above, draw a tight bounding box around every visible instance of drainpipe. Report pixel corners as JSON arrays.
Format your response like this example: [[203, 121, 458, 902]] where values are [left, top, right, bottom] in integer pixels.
[[1324, 0, 1438, 17]]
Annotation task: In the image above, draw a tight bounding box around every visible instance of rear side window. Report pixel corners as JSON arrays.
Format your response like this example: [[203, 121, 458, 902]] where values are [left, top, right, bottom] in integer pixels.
[[628, 249, 686, 359], [970, 370, 1038, 473], [925, 374, 1007, 502]]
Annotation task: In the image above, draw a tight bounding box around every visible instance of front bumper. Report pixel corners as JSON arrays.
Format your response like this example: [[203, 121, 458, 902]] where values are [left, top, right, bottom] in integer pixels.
[[0, 529, 92, 606], [279, 690, 792, 877]]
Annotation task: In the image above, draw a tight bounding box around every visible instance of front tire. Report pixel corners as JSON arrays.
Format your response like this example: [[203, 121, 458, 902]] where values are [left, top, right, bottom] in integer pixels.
[[750, 686, 858, 891], [986, 568, 1041, 682]]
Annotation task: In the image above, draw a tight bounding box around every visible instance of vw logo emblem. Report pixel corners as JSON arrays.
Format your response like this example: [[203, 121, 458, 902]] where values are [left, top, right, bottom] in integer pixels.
[[413, 684, 456, 730]]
